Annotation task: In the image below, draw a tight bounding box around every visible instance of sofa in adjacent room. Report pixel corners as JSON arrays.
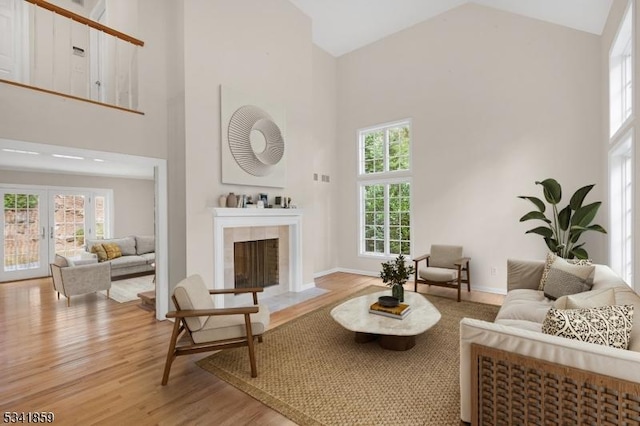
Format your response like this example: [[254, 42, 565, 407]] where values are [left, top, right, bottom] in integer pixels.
[[459, 257, 640, 424], [86, 235, 155, 278]]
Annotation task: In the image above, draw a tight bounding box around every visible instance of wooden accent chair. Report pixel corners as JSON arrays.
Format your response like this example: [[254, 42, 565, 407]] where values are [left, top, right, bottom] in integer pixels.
[[50, 254, 111, 307], [413, 244, 470, 302], [161, 274, 270, 385]]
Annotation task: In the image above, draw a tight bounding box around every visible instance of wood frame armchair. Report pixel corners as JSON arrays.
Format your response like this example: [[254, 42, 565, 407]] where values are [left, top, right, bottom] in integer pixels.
[[413, 245, 470, 302], [161, 274, 270, 386]]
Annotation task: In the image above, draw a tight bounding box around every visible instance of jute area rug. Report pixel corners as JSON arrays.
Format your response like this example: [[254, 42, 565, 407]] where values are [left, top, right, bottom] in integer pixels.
[[197, 286, 499, 425]]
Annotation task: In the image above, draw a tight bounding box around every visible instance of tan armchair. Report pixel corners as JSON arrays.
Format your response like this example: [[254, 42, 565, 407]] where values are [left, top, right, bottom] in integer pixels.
[[161, 274, 270, 385], [50, 254, 112, 306], [413, 245, 470, 302]]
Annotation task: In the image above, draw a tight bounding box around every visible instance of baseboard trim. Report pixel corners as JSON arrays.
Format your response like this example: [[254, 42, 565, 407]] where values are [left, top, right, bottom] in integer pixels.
[[299, 281, 316, 291], [333, 267, 379, 277], [313, 268, 341, 278], [470, 285, 507, 295]]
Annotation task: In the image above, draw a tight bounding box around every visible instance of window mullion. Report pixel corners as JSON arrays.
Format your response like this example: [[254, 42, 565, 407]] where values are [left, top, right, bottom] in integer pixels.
[[384, 183, 390, 256], [384, 128, 389, 172]]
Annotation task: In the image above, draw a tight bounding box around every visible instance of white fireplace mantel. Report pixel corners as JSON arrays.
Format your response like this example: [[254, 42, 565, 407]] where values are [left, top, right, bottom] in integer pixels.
[[212, 207, 303, 218], [210, 207, 303, 307]]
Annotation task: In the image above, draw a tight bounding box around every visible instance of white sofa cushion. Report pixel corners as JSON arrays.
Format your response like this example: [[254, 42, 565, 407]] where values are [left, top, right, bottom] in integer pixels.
[[495, 289, 553, 324], [136, 235, 155, 255], [109, 255, 147, 269]]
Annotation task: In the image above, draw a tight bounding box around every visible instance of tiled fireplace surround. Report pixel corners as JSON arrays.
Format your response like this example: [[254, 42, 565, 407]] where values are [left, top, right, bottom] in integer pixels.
[[211, 208, 303, 307]]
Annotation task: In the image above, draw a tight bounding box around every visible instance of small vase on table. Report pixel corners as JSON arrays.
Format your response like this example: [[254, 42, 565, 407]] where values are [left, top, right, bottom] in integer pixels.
[[392, 283, 404, 302]]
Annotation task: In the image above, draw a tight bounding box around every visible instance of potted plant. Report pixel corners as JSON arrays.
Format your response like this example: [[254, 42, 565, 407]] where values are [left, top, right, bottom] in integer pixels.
[[518, 178, 606, 259], [380, 254, 415, 302]]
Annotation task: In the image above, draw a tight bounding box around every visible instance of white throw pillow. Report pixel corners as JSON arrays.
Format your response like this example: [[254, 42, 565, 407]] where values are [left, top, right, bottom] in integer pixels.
[[554, 288, 616, 309]]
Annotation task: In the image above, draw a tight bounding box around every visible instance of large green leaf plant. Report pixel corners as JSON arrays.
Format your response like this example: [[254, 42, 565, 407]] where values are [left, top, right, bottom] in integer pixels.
[[518, 178, 606, 259]]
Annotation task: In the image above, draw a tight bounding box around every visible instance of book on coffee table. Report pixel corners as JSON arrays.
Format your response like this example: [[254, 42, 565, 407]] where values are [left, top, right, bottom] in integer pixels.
[[369, 302, 411, 319]]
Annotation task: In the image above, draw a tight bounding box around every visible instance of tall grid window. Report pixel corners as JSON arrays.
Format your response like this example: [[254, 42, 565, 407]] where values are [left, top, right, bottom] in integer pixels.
[[610, 2, 633, 137], [609, 1, 634, 287], [358, 120, 411, 257], [609, 135, 633, 285]]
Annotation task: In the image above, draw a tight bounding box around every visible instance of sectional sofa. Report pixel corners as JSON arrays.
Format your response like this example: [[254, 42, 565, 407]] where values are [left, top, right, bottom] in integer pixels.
[[460, 259, 640, 424], [86, 235, 155, 278]]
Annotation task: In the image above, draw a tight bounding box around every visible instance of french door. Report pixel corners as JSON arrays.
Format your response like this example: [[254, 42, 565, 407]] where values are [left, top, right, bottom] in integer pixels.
[[1, 189, 48, 280], [1, 187, 111, 282]]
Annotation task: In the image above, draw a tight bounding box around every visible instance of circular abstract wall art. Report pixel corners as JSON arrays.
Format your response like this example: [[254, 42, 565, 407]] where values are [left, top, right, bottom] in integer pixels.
[[227, 105, 285, 176]]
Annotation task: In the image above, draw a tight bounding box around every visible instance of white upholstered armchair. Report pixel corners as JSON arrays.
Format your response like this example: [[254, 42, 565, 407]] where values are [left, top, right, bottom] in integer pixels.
[[50, 254, 112, 307]]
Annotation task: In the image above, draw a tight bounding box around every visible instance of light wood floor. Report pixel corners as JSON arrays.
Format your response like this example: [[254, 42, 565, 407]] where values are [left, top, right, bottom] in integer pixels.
[[0, 273, 503, 425]]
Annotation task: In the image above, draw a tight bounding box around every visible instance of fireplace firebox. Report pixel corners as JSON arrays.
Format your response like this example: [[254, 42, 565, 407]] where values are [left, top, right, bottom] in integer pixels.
[[234, 238, 279, 289]]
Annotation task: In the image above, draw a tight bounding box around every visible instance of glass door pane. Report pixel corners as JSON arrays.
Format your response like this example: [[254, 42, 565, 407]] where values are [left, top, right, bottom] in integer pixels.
[[52, 193, 86, 258], [0, 190, 48, 281], [94, 195, 106, 240]]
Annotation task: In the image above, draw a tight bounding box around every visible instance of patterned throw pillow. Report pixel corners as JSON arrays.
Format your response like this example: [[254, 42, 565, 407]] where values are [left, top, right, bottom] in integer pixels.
[[102, 242, 122, 260], [542, 305, 634, 350], [90, 244, 108, 262]]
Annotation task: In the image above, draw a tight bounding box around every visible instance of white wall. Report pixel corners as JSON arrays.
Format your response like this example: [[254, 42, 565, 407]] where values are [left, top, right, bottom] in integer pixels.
[[165, 0, 186, 288], [182, 0, 338, 290], [311, 45, 338, 274], [336, 3, 605, 293], [0, 170, 155, 237]]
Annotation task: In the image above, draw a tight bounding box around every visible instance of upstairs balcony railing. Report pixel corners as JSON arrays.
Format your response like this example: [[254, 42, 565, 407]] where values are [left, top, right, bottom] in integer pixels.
[[0, 0, 144, 114]]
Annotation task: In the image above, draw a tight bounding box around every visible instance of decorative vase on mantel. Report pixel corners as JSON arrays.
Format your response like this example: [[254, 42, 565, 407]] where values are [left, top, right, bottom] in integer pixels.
[[392, 283, 404, 302], [226, 192, 237, 208], [218, 195, 227, 207]]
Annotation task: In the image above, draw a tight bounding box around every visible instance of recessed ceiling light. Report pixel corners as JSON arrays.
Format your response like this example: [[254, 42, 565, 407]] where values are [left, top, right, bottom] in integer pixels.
[[93, 158, 105, 162], [2, 148, 39, 155], [52, 154, 84, 160]]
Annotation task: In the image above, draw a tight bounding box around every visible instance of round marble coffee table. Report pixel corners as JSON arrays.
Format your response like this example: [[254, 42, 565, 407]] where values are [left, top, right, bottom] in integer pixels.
[[330, 290, 441, 351]]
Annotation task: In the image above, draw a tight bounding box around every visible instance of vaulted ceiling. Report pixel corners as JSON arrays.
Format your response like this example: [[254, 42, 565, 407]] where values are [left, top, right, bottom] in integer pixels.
[[288, 0, 614, 57]]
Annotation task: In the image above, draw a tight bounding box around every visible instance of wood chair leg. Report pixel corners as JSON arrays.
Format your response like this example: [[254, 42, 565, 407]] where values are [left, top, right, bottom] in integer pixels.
[[258, 335, 263, 343], [457, 265, 462, 302], [161, 319, 183, 385], [466, 263, 471, 292], [67, 296, 71, 307], [244, 314, 257, 378], [107, 289, 110, 299]]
